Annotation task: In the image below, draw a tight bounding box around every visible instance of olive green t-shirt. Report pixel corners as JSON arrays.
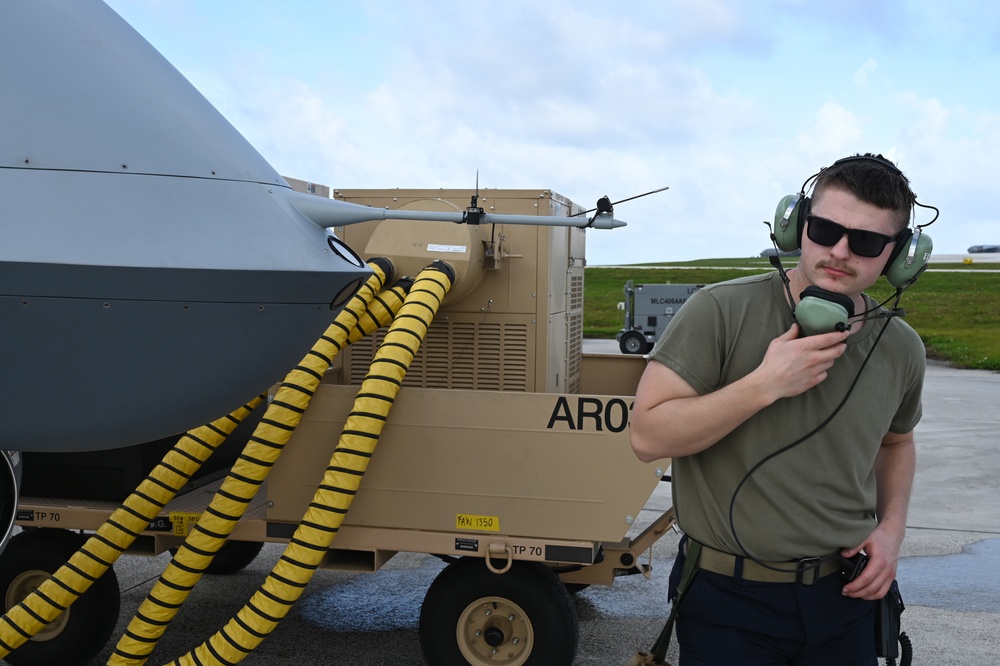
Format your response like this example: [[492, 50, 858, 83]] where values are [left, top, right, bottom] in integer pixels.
[[649, 272, 924, 561]]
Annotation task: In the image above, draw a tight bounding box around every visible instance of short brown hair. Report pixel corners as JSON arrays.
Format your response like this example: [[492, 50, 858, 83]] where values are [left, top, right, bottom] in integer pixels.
[[813, 153, 915, 232]]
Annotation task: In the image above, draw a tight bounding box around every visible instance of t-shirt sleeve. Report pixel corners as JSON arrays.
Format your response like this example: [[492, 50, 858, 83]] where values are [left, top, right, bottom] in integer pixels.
[[647, 289, 724, 396], [889, 323, 925, 434]]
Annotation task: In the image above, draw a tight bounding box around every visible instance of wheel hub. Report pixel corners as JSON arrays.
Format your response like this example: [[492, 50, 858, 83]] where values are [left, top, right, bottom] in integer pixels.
[[456, 596, 533, 665], [484, 626, 505, 647], [5, 570, 70, 641]]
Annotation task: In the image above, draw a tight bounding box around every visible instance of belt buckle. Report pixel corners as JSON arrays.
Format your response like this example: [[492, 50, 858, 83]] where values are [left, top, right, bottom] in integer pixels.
[[795, 557, 823, 585]]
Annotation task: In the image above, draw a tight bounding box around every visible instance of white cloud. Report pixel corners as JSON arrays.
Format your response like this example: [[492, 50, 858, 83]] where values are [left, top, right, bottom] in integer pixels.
[[853, 58, 878, 87], [101, 0, 1000, 260], [886, 93, 1000, 248], [796, 103, 864, 159]]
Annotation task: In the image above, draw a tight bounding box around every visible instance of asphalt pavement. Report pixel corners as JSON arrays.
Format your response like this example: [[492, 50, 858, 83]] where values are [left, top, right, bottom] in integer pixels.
[[4, 353, 998, 665]]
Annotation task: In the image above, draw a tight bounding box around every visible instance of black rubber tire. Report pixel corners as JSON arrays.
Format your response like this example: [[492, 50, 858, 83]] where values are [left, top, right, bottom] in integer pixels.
[[561, 582, 591, 594], [619, 331, 648, 355], [419, 558, 578, 666], [0, 529, 120, 666], [170, 539, 264, 575]]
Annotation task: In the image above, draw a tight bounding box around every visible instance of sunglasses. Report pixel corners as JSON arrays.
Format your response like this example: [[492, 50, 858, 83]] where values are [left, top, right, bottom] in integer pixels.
[[805, 215, 901, 258]]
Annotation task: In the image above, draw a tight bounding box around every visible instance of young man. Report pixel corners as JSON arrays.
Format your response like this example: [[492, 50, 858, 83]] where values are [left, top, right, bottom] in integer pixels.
[[630, 155, 924, 665]]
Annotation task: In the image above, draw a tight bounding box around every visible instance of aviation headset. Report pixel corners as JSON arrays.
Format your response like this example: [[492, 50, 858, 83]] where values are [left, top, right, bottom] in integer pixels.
[[767, 155, 938, 336], [772, 155, 934, 291]]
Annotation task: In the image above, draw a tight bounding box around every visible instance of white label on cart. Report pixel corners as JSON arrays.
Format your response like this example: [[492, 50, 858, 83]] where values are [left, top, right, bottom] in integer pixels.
[[427, 244, 467, 253]]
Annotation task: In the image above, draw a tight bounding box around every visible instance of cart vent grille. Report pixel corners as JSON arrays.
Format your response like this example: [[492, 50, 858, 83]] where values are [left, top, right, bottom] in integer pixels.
[[566, 312, 582, 394], [349, 321, 531, 390], [566, 273, 584, 394], [569, 274, 584, 312]]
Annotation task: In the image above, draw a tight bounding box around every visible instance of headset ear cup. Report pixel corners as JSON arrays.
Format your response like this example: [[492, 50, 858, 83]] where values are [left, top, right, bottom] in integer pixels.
[[884, 231, 933, 290], [881, 229, 911, 275], [773, 194, 807, 252]]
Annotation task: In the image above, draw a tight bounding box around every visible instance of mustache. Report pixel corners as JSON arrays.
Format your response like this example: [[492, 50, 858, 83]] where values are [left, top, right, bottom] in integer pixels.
[[815, 260, 856, 277]]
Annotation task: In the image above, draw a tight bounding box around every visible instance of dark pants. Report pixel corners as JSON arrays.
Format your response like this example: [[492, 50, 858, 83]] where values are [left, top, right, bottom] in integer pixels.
[[669, 543, 877, 666]]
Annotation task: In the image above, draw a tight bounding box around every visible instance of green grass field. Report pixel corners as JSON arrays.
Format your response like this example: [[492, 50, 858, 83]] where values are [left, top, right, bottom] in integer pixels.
[[584, 261, 1000, 371]]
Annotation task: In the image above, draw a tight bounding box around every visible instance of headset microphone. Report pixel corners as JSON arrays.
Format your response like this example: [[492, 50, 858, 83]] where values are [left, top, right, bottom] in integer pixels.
[[764, 237, 856, 337], [795, 286, 854, 336], [765, 234, 899, 337]]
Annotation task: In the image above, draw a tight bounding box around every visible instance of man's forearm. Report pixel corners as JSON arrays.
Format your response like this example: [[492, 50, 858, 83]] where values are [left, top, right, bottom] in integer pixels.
[[630, 366, 774, 461], [842, 433, 915, 600], [874, 435, 916, 539]]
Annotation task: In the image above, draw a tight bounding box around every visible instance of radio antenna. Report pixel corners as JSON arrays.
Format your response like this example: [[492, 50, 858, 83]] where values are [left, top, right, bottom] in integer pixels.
[[572, 185, 669, 217]]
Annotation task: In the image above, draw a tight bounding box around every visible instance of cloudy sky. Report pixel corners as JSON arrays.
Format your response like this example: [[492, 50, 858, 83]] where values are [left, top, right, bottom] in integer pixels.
[[104, 0, 998, 264]]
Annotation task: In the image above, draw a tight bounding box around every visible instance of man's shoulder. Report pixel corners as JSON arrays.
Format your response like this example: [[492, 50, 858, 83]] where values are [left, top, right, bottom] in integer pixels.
[[695, 272, 780, 311], [866, 300, 924, 350], [703, 271, 776, 290], [884, 313, 926, 357]]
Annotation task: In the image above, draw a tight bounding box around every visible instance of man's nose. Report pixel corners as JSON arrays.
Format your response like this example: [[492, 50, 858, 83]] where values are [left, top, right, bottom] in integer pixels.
[[830, 233, 853, 258]]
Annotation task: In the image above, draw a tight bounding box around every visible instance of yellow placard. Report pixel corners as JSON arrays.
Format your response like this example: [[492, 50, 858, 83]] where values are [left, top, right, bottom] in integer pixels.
[[456, 513, 500, 532], [170, 512, 201, 537]]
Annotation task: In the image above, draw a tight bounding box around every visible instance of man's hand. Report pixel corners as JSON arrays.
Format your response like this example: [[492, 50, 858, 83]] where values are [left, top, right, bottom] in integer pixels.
[[840, 522, 904, 600], [631, 324, 848, 461], [753, 324, 850, 402]]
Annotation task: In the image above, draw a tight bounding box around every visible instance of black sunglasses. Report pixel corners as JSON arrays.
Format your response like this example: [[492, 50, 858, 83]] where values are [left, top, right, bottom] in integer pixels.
[[805, 215, 901, 258]]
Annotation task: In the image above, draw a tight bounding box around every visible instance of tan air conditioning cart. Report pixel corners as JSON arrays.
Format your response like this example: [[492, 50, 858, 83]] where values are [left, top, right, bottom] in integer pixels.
[[10, 187, 675, 666]]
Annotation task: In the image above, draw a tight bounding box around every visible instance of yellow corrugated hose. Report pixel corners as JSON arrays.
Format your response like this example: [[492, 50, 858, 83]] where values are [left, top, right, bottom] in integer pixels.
[[168, 262, 453, 666], [0, 397, 264, 659], [0, 261, 398, 663], [109, 266, 408, 665], [108, 266, 405, 666]]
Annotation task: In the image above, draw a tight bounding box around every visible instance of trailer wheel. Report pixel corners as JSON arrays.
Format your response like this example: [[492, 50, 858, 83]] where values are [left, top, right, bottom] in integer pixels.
[[0, 529, 120, 666], [619, 331, 648, 355], [169, 539, 264, 575], [562, 582, 590, 594], [419, 557, 578, 666]]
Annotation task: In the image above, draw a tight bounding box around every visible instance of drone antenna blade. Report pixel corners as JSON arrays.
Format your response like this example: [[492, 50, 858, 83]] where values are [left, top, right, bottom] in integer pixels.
[[572, 185, 669, 216]]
